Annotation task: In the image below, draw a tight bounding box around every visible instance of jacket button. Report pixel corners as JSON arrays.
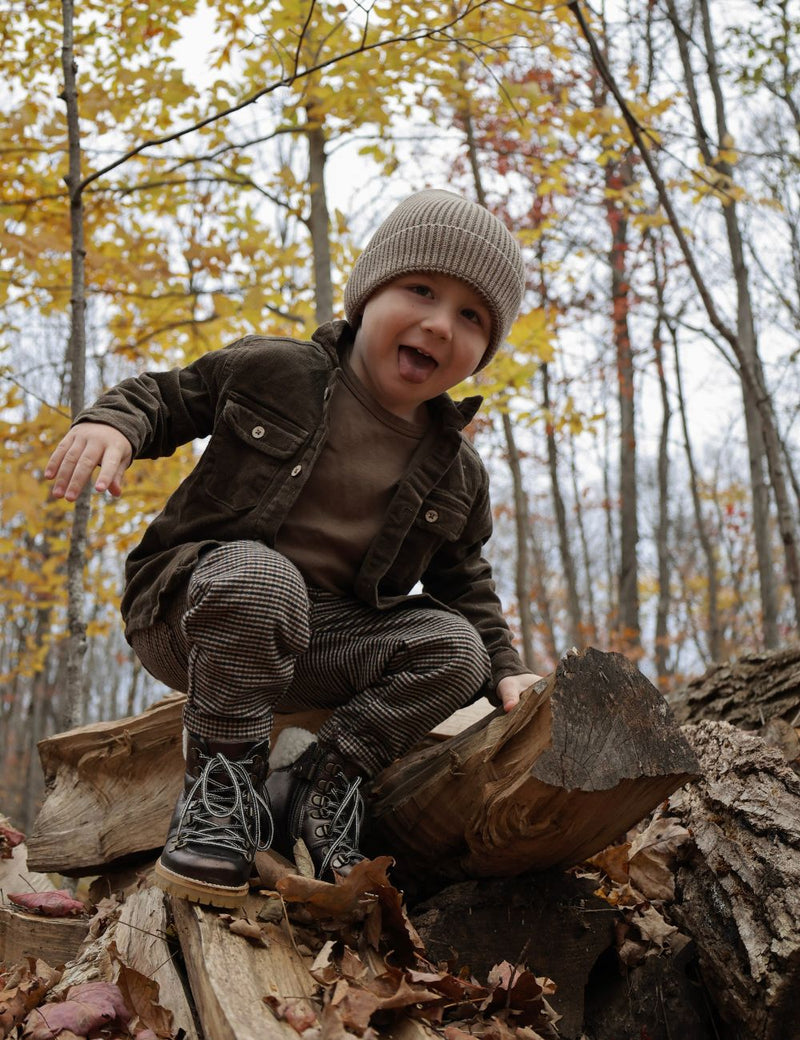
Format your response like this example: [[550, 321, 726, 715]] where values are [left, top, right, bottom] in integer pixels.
[[424, 509, 439, 523], [252, 426, 265, 439], [291, 465, 302, 477]]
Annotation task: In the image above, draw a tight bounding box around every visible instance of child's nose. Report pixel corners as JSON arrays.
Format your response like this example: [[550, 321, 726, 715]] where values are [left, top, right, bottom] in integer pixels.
[[421, 304, 454, 339]]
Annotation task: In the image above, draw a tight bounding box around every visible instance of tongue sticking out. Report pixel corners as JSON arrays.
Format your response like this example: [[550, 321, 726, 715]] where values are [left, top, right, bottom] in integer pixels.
[[398, 345, 437, 383]]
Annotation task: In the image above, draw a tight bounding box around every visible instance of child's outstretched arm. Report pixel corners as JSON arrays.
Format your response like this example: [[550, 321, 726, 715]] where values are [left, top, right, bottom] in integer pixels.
[[45, 422, 133, 502]]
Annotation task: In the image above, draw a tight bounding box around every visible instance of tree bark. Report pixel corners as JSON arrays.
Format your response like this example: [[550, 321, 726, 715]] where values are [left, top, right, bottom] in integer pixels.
[[668, 720, 800, 1040], [670, 644, 800, 729]]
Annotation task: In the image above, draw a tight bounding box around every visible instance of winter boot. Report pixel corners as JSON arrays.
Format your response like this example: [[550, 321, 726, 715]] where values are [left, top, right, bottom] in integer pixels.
[[267, 729, 365, 881], [155, 733, 273, 907]]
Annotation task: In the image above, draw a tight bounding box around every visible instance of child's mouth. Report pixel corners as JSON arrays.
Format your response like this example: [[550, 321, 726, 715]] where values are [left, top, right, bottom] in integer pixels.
[[398, 345, 437, 383]]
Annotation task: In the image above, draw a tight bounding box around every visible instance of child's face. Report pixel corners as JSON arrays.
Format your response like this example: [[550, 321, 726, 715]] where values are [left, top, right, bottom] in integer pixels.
[[349, 272, 491, 423]]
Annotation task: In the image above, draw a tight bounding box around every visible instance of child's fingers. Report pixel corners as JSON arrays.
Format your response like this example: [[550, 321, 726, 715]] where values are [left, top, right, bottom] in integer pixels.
[[95, 445, 132, 496], [57, 433, 103, 501]]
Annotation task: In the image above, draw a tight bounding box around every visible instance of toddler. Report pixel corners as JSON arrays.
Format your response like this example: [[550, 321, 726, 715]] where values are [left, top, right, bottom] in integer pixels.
[[46, 189, 540, 906]]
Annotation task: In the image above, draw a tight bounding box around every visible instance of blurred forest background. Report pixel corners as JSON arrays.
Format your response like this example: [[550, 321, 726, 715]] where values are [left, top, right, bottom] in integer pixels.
[[2, 0, 800, 830]]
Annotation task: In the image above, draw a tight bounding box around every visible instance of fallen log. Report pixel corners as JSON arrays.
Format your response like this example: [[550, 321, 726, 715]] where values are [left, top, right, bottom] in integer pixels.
[[670, 644, 800, 729], [369, 647, 700, 885], [28, 648, 698, 887], [667, 720, 800, 1040]]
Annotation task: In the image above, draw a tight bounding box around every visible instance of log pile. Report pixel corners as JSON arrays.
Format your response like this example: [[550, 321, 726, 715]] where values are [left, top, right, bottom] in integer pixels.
[[2, 645, 799, 1040]]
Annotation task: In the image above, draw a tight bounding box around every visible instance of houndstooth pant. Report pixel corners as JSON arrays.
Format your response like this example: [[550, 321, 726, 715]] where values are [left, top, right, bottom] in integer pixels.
[[130, 540, 491, 775]]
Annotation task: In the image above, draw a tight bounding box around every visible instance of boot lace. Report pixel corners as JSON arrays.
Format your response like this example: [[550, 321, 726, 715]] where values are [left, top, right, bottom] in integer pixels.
[[175, 749, 274, 855], [318, 770, 364, 879]]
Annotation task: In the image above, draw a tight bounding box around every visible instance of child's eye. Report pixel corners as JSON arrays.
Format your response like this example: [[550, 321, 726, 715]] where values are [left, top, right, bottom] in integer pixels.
[[408, 283, 434, 298], [462, 307, 484, 326]]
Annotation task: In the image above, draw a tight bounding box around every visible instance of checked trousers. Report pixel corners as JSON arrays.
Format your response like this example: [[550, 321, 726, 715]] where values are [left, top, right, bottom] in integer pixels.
[[129, 539, 491, 776]]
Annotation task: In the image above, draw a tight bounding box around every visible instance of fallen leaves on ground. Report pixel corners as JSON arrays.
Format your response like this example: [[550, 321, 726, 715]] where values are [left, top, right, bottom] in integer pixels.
[[8, 890, 88, 917], [265, 861, 561, 1040], [0, 958, 61, 1037], [579, 805, 693, 966]]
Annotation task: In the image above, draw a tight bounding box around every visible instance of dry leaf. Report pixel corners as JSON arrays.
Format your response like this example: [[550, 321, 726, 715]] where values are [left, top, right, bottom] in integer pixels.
[[22, 980, 130, 1040], [229, 918, 269, 946], [586, 841, 631, 885], [0, 959, 62, 1037], [263, 995, 319, 1034], [277, 857, 393, 923], [628, 815, 692, 902], [112, 950, 174, 1039], [9, 890, 87, 917], [0, 822, 25, 858]]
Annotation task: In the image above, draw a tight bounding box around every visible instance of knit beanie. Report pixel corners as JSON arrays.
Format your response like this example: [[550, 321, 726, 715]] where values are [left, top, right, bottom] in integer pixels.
[[344, 189, 525, 369]]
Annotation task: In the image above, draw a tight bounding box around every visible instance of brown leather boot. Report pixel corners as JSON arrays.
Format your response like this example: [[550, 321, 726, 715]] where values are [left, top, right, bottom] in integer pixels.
[[155, 734, 273, 907], [267, 740, 365, 881]]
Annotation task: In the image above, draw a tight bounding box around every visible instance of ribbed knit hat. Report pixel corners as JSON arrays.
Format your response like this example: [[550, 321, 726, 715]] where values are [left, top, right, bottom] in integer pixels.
[[344, 189, 525, 369]]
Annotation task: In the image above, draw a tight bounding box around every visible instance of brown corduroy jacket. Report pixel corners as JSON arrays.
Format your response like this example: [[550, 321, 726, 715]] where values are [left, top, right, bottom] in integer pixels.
[[76, 321, 524, 698]]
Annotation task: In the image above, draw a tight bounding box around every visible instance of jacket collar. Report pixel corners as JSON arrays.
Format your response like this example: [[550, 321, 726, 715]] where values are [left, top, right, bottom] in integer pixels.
[[311, 320, 483, 432]]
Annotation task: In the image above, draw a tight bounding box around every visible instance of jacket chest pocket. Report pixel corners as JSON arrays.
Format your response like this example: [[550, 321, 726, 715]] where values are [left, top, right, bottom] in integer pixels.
[[412, 490, 470, 543], [201, 397, 308, 511], [384, 489, 472, 593]]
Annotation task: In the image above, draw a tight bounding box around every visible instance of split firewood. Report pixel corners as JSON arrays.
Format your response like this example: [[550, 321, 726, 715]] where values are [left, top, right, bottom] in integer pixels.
[[369, 647, 700, 884], [0, 905, 90, 967], [26, 697, 330, 875], [667, 720, 800, 1040], [28, 647, 697, 888], [0, 814, 53, 895], [169, 892, 320, 1040]]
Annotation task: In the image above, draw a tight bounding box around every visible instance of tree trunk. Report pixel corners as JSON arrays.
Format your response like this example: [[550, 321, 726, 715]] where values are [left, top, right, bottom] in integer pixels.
[[60, 0, 90, 729], [605, 153, 640, 649], [652, 293, 672, 686], [542, 363, 582, 649], [306, 115, 333, 325], [672, 324, 721, 663], [501, 410, 537, 669]]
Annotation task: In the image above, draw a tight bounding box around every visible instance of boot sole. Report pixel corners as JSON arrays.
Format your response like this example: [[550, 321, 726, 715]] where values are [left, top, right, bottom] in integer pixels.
[[154, 858, 249, 908]]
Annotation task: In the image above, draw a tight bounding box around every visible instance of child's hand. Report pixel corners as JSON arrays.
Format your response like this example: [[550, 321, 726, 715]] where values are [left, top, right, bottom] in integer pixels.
[[45, 422, 133, 501], [497, 672, 543, 713]]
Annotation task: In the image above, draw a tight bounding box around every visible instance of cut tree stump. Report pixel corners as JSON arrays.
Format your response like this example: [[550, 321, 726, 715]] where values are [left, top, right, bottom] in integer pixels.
[[667, 720, 800, 1040], [369, 647, 700, 884]]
